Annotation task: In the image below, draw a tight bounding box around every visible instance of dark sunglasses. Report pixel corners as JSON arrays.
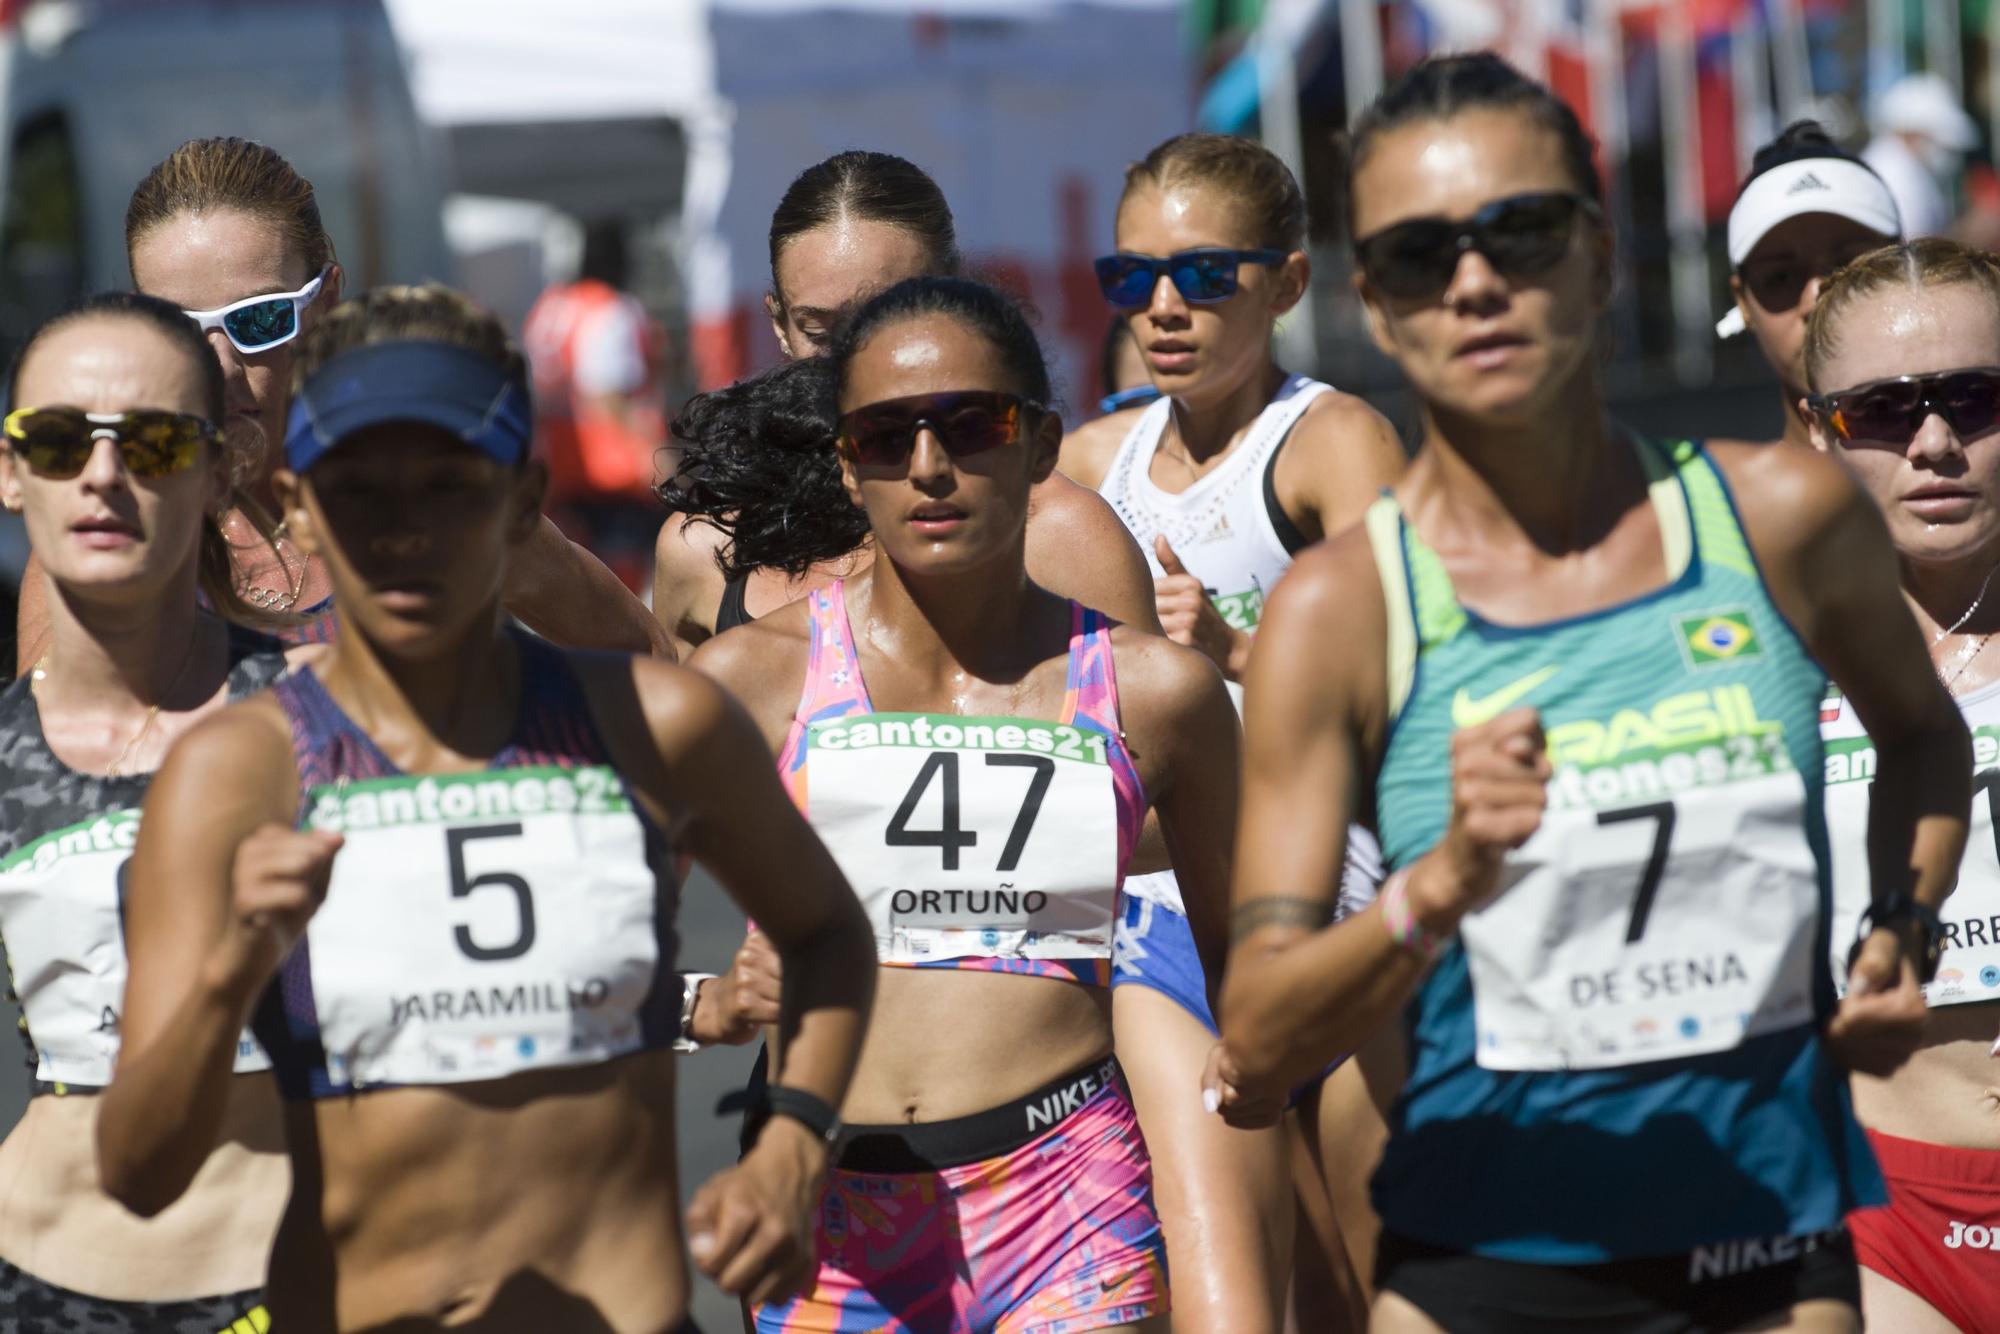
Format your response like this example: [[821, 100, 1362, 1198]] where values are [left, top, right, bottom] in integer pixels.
[[1353, 192, 1597, 300], [182, 267, 329, 355], [837, 391, 1032, 467], [1809, 367, 2000, 448], [2, 406, 215, 479], [1094, 248, 1286, 310]]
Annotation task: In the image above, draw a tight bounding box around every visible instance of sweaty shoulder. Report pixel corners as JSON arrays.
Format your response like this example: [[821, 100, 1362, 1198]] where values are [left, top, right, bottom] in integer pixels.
[[1056, 406, 1146, 492], [153, 693, 300, 823], [1025, 471, 1160, 631], [1257, 523, 1392, 750], [683, 602, 812, 751], [1276, 389, 1407, 539], [652, 513, 730, 653], [1705, 438, 1863, 560]]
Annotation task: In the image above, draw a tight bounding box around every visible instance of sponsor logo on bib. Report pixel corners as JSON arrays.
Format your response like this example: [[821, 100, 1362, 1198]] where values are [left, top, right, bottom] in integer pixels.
[[1676, 608, 1762, 668]]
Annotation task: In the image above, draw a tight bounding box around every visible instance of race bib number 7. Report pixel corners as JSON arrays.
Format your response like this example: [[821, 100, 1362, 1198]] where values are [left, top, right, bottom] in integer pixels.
[[1461, 768, 1821, 1072], [805, 713, 1118, 964]]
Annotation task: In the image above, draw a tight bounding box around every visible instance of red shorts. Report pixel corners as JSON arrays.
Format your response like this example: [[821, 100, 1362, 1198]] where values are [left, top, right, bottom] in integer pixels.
[[1849, 1129, 2000, 1334]]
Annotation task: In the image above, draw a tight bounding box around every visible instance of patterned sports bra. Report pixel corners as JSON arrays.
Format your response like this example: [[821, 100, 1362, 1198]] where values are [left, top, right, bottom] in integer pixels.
[[777, 581, 1145, 987]]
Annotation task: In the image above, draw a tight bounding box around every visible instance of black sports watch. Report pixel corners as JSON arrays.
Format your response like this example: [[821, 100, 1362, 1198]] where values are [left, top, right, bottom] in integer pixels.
[[759, 1085, 842, 1148], [1848, 893, 1946, 986]]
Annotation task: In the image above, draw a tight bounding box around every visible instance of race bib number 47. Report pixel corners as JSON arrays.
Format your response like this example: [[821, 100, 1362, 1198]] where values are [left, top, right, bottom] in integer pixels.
[[804, 713, 1119, 964]]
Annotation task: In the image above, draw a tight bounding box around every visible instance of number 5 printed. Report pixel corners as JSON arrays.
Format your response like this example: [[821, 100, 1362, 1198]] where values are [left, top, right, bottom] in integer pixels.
[[447, 824, 535, 961]]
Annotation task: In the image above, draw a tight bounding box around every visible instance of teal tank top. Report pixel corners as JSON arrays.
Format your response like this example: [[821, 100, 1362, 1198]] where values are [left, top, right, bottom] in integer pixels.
[[1367, 437, 1881, 1262]]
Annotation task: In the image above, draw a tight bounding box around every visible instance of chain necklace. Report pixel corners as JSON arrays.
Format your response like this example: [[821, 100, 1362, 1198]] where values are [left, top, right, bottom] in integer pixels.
[[235, 517, 307, 612], [32, 624, 204, 777], [1929, 561, 2000, 690]]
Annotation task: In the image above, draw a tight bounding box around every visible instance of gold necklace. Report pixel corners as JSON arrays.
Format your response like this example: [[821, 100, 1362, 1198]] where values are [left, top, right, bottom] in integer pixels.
[[235, 518, 307, 612], [34, 625, 205, 776]]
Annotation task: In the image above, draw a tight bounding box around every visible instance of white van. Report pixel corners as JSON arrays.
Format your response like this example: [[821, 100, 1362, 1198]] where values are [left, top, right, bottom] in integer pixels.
[[0, 0, 451, 351]]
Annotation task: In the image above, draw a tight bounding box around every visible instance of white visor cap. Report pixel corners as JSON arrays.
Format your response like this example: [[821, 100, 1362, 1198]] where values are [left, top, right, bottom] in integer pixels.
[[1716, 156, 1902, 337]]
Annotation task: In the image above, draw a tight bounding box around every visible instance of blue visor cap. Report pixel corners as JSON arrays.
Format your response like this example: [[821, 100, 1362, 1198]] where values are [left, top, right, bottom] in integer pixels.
[[285, 339, 532, 473]]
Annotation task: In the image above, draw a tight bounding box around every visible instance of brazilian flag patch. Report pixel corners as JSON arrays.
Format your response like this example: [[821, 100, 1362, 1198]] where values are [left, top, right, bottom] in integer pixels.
[[1677, 609, 1762, 667]]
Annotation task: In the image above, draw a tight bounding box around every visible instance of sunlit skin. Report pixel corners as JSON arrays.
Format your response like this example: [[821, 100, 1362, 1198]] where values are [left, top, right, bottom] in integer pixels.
[[1732, 214, 1895, 447], [1806, 281, 2000, 1334], [689, 308, 1236, 1334], [0, 316, 288, 1306], [1211, 107, 1971, 1334]]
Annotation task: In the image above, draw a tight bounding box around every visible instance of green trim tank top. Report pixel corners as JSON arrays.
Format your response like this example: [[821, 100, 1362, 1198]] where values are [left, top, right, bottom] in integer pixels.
[[1366, 437, 1881, 1262], [253, 630, 679, 1099], [0, 628, 287, 1093]]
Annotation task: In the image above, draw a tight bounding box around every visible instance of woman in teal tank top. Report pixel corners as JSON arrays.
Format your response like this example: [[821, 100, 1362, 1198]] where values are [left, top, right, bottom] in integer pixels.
[[1207, 54, 1973, 1334]]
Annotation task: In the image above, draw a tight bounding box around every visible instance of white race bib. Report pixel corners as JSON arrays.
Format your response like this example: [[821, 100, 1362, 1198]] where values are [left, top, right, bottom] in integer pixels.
[[1463, 738, 1820, 1071], [0, 810, 266, 1085], [804, 713, 1119, 964], [301, 766, 663, 1088], [1824, 710, 2000, 1006]]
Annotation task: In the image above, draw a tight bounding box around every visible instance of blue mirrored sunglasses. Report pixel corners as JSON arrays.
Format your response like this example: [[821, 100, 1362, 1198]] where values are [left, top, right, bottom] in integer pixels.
[[183, 266, 330, 355], [1093, 248, 1286, 310]]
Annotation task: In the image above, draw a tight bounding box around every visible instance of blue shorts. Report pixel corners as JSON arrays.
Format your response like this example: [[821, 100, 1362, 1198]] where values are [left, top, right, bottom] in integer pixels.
[[1111, 893, 1217, 1035]]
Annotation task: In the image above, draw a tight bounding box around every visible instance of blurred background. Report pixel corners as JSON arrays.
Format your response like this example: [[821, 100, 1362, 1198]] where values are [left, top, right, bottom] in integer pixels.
[[0, 0, 1986, 1324]]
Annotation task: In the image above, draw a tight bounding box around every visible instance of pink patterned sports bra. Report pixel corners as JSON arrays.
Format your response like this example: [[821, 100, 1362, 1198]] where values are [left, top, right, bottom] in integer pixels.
[[778, 581, 1145, 987]]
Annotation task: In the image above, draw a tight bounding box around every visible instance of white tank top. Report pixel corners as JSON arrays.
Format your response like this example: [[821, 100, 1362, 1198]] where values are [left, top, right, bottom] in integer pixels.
[[1098, 374, 1331, 634], [1094, 374, 1382, 916], [1824, 678, 2000, 1005]]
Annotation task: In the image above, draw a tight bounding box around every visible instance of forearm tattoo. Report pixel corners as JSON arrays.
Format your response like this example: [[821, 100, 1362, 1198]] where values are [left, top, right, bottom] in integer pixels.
[[1230, 896, 1335, 943]]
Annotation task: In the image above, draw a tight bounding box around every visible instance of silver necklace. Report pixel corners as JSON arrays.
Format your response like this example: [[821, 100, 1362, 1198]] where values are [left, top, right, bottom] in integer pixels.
[[1930, 562, 2000, 688]]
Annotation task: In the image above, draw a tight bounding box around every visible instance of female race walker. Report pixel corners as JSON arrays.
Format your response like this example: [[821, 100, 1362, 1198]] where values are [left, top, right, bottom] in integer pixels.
[[96, 286, 876, 1332], [0, 294, 290, 1332], [1060, 131, 1406, 1330], [1212, 54, 1971, 1333], [655, 149, 1155, 661], [1805, 239, 2000, 1334], [1717, 122, 1901, 448], [655, 150, 1156, 1066], [16, 135, 663, 662], [693, 275, 1241, 1334]]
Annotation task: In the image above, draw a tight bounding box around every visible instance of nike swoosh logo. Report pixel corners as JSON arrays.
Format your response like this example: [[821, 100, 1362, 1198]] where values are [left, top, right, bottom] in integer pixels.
[[1100, 1267, 1140, 1293], [1451, 665, 1559, 728]]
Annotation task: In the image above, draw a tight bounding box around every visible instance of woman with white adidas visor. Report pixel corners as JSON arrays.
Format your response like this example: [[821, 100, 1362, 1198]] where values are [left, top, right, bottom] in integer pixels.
[[1211, 53, 1968, 1332], [1805, 237, 2000, 1334], [1715, 121, 1902, 449]]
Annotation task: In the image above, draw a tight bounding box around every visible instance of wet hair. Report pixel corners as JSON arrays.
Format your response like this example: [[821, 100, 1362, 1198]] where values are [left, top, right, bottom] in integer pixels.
[[291, 283, 527, 400], [658, 357, 858, 581], [125, 137, 337, 279], [833, 276, 1052, 409], [1738, 120, 1870, 199], [5, 292, 277, 628], [1803, 238, 2000, 391], [1344, 53, 1601, 239], [1121, 132, 1308, 253], [767, 151, 960, 291]]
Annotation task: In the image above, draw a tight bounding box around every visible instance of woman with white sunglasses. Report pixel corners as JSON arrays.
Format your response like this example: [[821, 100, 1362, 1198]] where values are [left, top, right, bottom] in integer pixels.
[[11, 136, 667, 664]]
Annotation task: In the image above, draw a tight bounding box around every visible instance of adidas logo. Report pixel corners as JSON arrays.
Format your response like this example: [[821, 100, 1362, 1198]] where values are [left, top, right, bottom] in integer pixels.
[[1786, 171, 1830, 194]]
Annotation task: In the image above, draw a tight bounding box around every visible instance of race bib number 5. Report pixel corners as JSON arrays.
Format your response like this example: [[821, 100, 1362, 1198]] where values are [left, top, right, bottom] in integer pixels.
[[805, 713, 1118, 964]]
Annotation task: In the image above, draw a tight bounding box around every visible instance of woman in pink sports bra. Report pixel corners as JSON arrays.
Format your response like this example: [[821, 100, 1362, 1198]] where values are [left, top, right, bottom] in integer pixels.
[[693, 275, 1243, 1334]]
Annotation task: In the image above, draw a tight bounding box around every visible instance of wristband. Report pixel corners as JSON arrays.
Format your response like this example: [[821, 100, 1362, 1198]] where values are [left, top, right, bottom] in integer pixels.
[[1379, 868, 1445, 964], [760, 1085, 843, 1147], [672, 972, 717, 1053], [1849, 893, 1945, 986]]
